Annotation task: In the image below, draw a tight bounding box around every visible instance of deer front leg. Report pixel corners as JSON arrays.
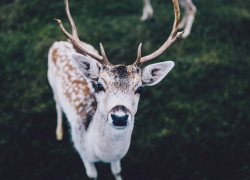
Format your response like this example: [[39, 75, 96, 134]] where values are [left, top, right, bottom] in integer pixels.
[[178, 12, 188, 29], [83, 160, 98, 179], [111, 160, 122, 180], [178, 0, 196, 38], [182, 14, 195, 38], [140, 0, 154, 21], [55, 103, 63, 140]]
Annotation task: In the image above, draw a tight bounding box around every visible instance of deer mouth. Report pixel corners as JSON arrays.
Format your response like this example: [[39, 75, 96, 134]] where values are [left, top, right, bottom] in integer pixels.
[[112, 126, 127, 130]]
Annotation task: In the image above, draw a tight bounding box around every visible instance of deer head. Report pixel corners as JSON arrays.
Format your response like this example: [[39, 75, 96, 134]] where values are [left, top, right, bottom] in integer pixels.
[[54, 0, 183, 131]]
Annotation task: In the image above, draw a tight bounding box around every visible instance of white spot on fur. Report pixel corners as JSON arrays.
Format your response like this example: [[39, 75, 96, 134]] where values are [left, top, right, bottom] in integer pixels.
[[68, 87, 73, 93]]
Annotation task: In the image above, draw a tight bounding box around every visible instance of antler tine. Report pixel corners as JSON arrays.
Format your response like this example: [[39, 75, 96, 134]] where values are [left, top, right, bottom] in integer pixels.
[[137, 0, 184, 66], [64, 0, 78, 38], [133, 43, 142, 66], [54, 0, 107, 64], [100, 43, 111, 65]]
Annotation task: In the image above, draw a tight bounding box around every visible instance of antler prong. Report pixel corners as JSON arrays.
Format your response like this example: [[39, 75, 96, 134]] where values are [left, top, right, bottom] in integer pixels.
[[64, 0, 78, 37], [54, 18, 74, 40], [133, 43, 142, 67], [100, 43, 111, 65]]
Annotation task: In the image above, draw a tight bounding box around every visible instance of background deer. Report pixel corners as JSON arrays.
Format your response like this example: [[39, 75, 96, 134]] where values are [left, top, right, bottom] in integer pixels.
[[48, 0, 183, 179], [141, 0, 196, 38]]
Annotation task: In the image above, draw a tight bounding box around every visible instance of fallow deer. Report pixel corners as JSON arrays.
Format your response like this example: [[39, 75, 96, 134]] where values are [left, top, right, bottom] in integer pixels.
[[141, 0, 196, 38], [48, 0, 183, 179]]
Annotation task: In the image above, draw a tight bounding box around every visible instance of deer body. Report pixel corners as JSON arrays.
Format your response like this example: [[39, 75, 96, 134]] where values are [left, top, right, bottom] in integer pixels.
[[48, 41, 134, 174], [49, 0, 183, 179], [48, 41, 142, 179]]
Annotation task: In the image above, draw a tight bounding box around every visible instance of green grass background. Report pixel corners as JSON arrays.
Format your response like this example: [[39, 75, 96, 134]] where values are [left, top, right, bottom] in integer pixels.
[[0, 0, 250, 179]]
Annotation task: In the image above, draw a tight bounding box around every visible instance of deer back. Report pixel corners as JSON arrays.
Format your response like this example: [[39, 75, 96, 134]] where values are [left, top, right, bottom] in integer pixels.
[[48, 41, 97, 129]]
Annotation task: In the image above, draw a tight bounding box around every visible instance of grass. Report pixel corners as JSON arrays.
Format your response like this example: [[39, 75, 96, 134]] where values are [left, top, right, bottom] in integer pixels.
[[0, 0, 250, 179]]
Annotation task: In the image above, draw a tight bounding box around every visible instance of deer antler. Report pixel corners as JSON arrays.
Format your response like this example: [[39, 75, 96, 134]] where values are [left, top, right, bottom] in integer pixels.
[[54, 0, 111, 65], [133, 0, 184, 67]]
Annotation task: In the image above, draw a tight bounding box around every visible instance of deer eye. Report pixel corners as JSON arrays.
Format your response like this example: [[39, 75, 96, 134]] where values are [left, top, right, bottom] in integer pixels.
[[135, 86, 143, 94], [97, 83, 104, 91]]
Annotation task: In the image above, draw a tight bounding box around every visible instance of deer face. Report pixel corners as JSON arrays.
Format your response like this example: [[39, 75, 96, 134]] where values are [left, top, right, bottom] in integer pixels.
[[96, 65, 142, 130], [71, 53, 174, 130]]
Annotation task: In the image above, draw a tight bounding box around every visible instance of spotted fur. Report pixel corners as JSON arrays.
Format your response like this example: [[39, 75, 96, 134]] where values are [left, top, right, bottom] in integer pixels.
[[48, 41, 97, 128]]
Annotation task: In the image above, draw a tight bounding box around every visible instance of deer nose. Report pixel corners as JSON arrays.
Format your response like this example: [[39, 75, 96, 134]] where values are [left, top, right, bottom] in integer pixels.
[[111, 114, 128, 126]]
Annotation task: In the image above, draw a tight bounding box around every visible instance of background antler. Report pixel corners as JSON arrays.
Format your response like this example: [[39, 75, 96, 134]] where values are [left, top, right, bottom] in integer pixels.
[[54, 0, 111, 65], [133, 0, 184, 67]]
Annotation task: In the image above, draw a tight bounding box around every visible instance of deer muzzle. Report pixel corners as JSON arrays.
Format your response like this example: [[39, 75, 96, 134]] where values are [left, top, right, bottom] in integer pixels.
[[108, 105, 131, 128]]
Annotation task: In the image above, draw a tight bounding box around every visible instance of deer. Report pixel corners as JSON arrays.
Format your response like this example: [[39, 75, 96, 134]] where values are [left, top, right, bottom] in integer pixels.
[[141, 0, 196, 38], [48, 0, 183, 179]]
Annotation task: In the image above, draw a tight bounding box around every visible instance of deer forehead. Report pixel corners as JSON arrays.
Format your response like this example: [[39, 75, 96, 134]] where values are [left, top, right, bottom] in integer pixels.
[[100, 65, 141, 89]]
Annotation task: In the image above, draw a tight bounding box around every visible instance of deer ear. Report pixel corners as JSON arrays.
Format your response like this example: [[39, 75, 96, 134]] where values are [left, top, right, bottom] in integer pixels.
[[71, 53, 101, 82], [141, 61, 174, 86]]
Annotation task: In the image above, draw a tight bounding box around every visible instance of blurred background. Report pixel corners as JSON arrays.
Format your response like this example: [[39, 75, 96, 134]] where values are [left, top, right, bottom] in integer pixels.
[[1, 0, 250, 179]]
